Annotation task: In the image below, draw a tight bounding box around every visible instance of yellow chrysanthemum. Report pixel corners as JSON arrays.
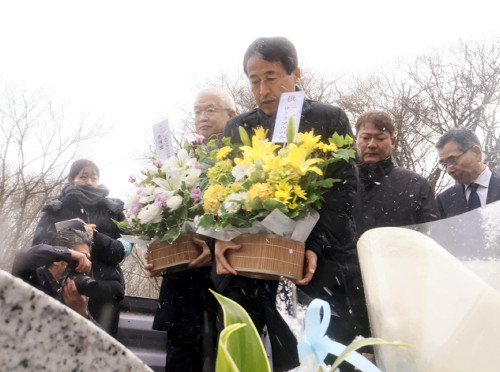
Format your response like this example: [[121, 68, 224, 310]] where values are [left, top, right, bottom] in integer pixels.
[[216, 146, 232, 160], [247, 182, 274, 201], [203, 184, 226, 215], [316, 142, 338, 153], [293, 185, 307, 200], [296, 131, 321, 154], [245, 182, 275, 210], [274, 181, 292, 203]]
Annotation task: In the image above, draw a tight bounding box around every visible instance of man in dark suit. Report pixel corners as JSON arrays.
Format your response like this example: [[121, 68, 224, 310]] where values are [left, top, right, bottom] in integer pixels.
[[146, 88, 236, 372], [436, 127, 500, 218]]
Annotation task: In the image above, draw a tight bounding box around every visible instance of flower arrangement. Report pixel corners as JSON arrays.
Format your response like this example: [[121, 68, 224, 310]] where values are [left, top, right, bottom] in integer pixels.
[[198, 126, 355, 231], [115, 148, 204, 243]]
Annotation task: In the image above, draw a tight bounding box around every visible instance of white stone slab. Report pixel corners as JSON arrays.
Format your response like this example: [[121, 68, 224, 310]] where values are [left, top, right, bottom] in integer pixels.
[[0, 269, 152, 372]]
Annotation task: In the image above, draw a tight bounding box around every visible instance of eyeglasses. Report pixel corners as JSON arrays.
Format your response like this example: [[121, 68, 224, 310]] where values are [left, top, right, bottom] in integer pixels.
[[439, 148, 470, 169], [194, 107, 229, 117]]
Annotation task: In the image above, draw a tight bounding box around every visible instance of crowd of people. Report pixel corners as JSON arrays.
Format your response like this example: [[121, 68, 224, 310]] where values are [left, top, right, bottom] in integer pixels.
[[11, 36, 500, 372]]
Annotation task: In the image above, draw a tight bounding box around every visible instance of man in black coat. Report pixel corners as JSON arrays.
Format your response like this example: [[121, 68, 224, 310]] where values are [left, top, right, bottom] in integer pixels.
[[215, 36, 366, 371], [13, 228, 94, 320], [436, 127, 500, 218], [147, 88, 236, 372], [353, 110, 439, 237]]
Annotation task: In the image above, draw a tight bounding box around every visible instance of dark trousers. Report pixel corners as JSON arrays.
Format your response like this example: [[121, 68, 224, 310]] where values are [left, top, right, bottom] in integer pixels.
[[221, 277, 300, 372]]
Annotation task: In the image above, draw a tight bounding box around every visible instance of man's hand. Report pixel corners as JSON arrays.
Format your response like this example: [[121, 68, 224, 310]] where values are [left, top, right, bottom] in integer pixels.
[[294, 250, 317, 285], [189, 237, 213, 268], [214, 239, 242, 275], [143, 252, 164, 277], [68, 249, 92, 274], [63, 278, 90, 318], [84, 224, 96, 238]]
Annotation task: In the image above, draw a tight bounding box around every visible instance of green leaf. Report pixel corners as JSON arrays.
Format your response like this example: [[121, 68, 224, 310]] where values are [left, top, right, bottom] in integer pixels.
[[163, 226, 181, 243], [263, 198, 288, 213], [329, 337, 407, 372], [199, 213, 217, 230], [245, 196, 263, 211], [238, 126, 252, 147], [218, 173, 235, 186], [222, 136, 233, 147], [216, 323, 247, 372], [113, 219, 130, 231], [287, 117, 296, 144], [211, 290, 270, 372], [329, 132, 353, 148]]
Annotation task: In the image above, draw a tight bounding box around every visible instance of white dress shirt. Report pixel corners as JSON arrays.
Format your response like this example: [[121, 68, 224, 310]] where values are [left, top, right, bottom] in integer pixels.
[[465, 167, 491, 206]]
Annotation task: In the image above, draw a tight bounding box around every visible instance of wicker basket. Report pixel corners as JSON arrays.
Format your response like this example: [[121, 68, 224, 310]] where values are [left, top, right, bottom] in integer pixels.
[[147, 233, 201, 274], [227, 234, 305, 281]]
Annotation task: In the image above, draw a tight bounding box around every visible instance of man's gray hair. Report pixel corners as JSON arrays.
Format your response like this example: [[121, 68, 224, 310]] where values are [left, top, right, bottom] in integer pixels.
[[54, 228, 93, 250], [195, 88, 236, 112], [436, 127, 481, 152]]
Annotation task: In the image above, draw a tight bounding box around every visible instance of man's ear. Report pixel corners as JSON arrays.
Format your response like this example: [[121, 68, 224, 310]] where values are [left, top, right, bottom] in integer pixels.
[[293, 67, 301, 84], [391, 136, 396, 147], [228, 109, 237, 119], [471, 145, 483, 161]]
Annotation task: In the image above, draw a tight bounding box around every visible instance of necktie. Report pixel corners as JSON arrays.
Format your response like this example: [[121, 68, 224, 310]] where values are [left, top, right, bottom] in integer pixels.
[[468, 183, 481, 210]]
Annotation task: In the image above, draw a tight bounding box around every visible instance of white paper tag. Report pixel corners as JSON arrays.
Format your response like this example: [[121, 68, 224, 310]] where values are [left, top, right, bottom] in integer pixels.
[[272, 91, 305, 143], [153, 119, 174, 160]]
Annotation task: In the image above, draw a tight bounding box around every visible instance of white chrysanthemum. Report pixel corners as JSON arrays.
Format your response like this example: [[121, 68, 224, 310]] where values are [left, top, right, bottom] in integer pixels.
[[181, 167, 201, 189], [166, 195, 183, 211], [222, 192, 247, 214], [124, 193, 139, 209], [138, 203, 163, 224], [231, 163, 253, 183], [139, 185, 156, 203]]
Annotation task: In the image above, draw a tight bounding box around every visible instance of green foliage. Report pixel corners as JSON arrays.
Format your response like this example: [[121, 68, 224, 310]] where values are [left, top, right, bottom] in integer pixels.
[[211, 290, 271, 372], [287, 117, 296, 144], [330, 338, 408, 372]]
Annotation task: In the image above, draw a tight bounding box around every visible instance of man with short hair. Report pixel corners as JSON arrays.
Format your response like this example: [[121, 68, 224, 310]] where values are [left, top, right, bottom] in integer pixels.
[[147, 88, 236, 372], [436, 127, 500, 218], [353, 110, 439, 236], [194, 87, 236, 143], [217, 36, 364, 371], [12, 228, 93, 319]]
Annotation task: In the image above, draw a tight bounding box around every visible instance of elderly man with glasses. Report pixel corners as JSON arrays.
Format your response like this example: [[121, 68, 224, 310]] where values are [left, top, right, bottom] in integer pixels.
[[436, 127, 500, 218]]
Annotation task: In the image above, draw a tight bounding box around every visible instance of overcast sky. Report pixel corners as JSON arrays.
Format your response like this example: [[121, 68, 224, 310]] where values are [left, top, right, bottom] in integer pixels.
[[1, 0, 499, 199]]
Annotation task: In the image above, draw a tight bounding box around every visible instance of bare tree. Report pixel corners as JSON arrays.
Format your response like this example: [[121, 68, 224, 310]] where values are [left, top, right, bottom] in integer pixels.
[[0, 85, 105, 271], [337, 36, 500, 192], [199, 71, 256, 114]]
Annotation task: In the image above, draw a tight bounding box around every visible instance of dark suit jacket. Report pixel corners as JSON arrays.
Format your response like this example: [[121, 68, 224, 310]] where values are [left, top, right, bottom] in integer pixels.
[[436, 169, 500, 218]]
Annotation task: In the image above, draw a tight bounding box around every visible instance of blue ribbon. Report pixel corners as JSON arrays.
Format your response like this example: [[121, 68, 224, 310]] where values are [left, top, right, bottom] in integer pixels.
[[297, 299, 382, 372]]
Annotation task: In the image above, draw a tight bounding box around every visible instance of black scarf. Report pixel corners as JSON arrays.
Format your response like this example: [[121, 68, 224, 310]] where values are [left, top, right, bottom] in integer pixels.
[[60, 183, 110, 209], [358, 156, 395, 189]]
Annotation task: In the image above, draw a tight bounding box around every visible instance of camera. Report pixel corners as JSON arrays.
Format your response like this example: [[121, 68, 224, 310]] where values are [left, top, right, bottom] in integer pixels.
[[62, 262, 100, 297]]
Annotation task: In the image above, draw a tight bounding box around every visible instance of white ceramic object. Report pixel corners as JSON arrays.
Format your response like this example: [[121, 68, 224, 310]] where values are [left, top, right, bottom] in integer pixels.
[[358, 227, 500, 372]]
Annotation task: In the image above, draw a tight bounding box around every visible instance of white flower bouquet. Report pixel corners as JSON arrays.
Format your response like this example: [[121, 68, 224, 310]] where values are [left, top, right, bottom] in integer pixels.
[[116, 149, 203, 243]]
